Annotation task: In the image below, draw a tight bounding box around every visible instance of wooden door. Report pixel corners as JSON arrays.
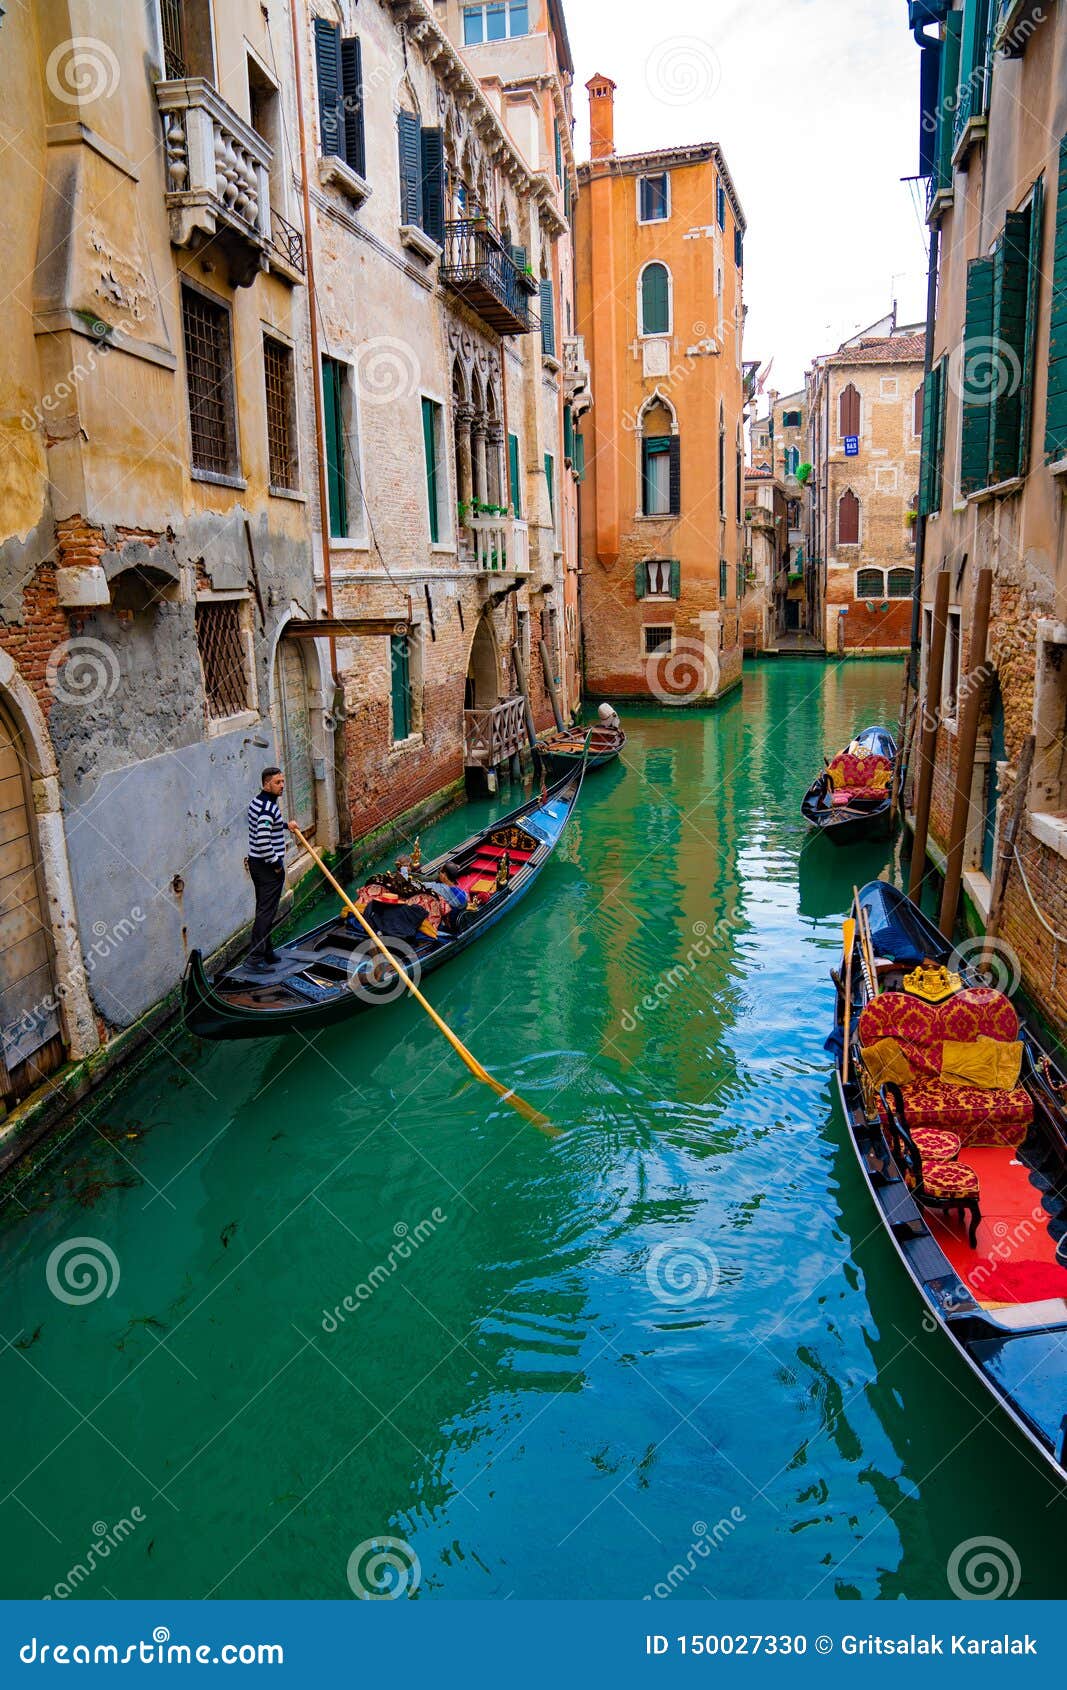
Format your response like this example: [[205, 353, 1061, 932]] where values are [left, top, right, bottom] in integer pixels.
[[0, 708, 64, 1100]]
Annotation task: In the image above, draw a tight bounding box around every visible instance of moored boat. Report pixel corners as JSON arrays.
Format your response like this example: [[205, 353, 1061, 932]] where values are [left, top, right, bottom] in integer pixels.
[[184, 762, 585, 1041], [801, 724, 897, 844], [539, 721, 625, 770], [833, 878, 1067, 1483]]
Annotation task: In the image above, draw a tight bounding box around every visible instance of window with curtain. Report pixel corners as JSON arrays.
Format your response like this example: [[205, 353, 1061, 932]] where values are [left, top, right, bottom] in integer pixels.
[[642, 436, 672, 515], [640, 263, 670, 336], [837, 488, 860, 545], [638, 174, 669, 221]]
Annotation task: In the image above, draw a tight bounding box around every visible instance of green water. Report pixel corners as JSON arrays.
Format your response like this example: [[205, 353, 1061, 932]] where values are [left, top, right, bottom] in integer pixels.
[[4, 659, 1066, 1602]]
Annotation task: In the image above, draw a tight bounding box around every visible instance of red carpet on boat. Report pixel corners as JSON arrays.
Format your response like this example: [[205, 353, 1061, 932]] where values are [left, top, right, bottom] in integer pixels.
[[926, 1147, 1067, 1306]]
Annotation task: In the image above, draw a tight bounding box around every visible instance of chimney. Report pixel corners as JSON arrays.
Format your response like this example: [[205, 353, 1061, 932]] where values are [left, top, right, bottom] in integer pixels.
[[586, 73, 617, 161]]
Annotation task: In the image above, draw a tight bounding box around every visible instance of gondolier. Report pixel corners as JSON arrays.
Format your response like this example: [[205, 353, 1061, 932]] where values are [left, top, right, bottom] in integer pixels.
[[246, 767, 297, 969]]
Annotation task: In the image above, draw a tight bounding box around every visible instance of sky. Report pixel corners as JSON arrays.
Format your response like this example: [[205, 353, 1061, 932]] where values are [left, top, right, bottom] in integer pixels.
[[565, 0, 932, 399]]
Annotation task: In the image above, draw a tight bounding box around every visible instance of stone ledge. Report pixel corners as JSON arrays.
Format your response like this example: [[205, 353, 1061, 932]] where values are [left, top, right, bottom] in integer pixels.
[[1030, 811, 1067, 861]]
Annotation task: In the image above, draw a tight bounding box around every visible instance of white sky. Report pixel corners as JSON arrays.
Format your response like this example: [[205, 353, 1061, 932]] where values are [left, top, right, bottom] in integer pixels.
[[566, 0, 932, 397]]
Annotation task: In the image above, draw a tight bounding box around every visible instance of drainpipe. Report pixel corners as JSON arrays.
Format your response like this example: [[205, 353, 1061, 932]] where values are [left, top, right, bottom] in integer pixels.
[[289, 1, 350, 852]]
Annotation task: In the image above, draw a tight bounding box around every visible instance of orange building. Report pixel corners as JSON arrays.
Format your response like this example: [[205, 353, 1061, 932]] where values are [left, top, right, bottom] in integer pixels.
[[574, 75, 747, 703]]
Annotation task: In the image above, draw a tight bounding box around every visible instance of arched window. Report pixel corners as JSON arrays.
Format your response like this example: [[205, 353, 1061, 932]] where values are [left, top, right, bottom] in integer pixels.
[[856, 567, 884, 599], [837, 488, 860, 545], [887, 567, 914, 599], [784, 445, 800, 476], [640, 401, 677, 516], [839, 382, 860, 438], [640, 262, 671, 336], [718, 405, 726, 517]]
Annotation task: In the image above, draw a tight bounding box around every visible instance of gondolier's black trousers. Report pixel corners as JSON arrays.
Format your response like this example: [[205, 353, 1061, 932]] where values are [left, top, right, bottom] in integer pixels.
[[247, 858, 285, 958]]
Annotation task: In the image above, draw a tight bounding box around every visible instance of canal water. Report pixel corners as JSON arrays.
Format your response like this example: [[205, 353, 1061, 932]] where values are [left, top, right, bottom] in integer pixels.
[[3, 658, 1065, 1602]]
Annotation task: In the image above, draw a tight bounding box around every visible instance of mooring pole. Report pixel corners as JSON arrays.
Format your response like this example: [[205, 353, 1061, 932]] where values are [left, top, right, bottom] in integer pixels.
[[938, 567, 993, 937], [908, 567, 950, 902]]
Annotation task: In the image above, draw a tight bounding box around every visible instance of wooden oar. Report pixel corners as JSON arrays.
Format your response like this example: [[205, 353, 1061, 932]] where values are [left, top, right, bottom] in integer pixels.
[[842, 914, 857, 1085], [289, 825, 555, 1136]]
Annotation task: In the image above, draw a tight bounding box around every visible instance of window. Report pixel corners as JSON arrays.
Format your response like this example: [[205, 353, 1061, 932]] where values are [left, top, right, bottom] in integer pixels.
[[314, 19, 365, 177], [544, 453, 555, 531], [719, 559, 729, 600], [856, 568, 884, 600], [782, 409, 802, 429], [961, 181, 1044, 490], [954, 0, 992, 153], [181, 284, 238, 478], [887, 567, 914, 599], [716, 181, 726, 230], [322, 356, 355, 538], [160, 0, 213, 79], [643, 626, 672, 657], [638, 173, 669, 222], [540, 277, 556, 358], [736, 559, 745, 601], [1032, 623, 1067, 815], [508, 432, 521, 517], [931, 10, 963, 198], [641, 435, 680, 516], [784, 445, 800, 476], [913, 385, 924, 437], [195, 600, 253, 721], [390, 634, 412, 742], [640, 263, 670, 336], [635, 559, 679, 599], [787, 499, 801, 527], [554, 119, 563, 182], [1047, 132, 1067, 462], [398, 113, 445, 244], [462, 1, 529, 43], [944, 609, 962, 719], [839, 382, 860, 438], [837, 488, 860, 545], [919, 357, 947, 513], [422, 397, 446, 544], [718, 413, 726, 516], [263, 335, 298, 492]]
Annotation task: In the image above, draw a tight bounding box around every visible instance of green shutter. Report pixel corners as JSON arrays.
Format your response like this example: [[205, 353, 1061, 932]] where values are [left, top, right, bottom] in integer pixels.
[[989, 210, 1031, 482], [422, 396, 439, 543], [668, 435, 681, 515], [539, 279, 556, 357], [669, 559, 681, 600], [508, 432, 521, 515], [919, 358, 946, 515], [563, 402, 574, 464], [340, 36, 365, 178], [934, 9, 963, 197], [641, 264, 669, 335], [398, 111, 421, 226], [960, 255, 996, 492], [1018, 176, 1044, 475], [955, 0, 990, 150], [390, 635, 411, 742], [634, 561, 646, 600], [322, 356, 347, 537], [574, 429, 585, 483], [314, 19, 344, 159], [544, 452, 554, 523], [420, 127, 445, 245], [554, 118, 562, 180], [1046, 135, 1067, 461]]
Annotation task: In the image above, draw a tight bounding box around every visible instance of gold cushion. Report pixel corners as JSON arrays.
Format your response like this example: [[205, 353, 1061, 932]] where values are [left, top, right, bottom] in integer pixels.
[[940, 1036, 1023, 1093], [861, 1037, 915, 1087]]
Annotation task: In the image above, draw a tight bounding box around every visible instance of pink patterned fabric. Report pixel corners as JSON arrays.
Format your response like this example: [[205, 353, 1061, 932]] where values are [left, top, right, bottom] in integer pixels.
[[940, 987, 1019, 1043], [859, 993, 939, 1047]]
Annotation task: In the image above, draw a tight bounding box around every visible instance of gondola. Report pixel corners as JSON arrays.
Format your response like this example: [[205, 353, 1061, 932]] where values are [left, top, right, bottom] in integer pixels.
[[183, 759, 586, 1041], [801, 724, 897, 845], [539, 721, 625, 770], [832, 878, 1067, 1483]]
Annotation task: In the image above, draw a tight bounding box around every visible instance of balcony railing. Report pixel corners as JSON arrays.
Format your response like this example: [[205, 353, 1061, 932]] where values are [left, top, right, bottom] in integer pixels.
[[156, 77, 272, 287], [441, 219, 536, 335], [562, 334, 592, 412], [269, 206, 305, 279], [468, 514, 529, 576], [463, 696, 526, 769]]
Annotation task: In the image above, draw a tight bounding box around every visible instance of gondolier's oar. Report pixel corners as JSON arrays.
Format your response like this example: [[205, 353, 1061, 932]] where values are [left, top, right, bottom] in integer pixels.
[[289, 826, 554, 1135], [841, 914, 857, 1085]]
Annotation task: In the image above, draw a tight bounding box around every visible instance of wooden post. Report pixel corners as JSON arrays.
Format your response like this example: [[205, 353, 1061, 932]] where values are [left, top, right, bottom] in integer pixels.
[[539, 638, 565, 731], [981, 733, 1035, 967], [512, 640, 539, 758], [938, 567, 994, 937], [908, 568, 950, 901]]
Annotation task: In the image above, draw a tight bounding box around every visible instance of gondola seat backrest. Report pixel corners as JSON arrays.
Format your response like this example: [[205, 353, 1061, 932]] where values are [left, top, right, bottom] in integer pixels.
[[827, 749, 893, 800]]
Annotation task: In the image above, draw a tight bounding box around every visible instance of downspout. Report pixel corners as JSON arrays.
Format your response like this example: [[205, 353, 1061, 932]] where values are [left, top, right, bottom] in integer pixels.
[[289, 1, 351, 851]]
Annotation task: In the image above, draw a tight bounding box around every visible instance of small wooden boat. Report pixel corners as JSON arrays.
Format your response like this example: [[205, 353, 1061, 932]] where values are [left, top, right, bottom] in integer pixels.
[[833, 878, 1067, 1482], [801, 724, 897, 845], [539, 721, 625, 770], [183, 762, 586, 1041]]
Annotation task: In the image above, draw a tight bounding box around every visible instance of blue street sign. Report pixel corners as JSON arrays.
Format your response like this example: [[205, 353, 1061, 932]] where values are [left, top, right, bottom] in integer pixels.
[[844, 435, 859, 456]]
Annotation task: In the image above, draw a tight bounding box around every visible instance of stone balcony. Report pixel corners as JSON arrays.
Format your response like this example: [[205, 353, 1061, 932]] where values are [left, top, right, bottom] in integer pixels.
[[156, 78, 274, 287], [562, 335, 592, 415], [468, 514, 529, 578]]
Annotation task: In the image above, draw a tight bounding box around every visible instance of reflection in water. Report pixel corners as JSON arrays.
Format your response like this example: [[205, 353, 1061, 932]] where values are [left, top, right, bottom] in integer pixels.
[[1, 659, 1065, 1601]]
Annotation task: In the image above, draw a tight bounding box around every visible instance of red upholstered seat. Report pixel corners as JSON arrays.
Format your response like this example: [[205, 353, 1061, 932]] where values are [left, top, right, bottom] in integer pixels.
[[921, 1160, 980, 1200], [859, 993, 939, 1046], [878, 1083, 1030, 1145], [912, 1128, 961, 1161], [940, 986, 1020, 1043]]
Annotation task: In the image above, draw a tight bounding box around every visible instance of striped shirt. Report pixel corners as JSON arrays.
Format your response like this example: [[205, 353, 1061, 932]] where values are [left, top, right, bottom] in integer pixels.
[[248, 792, 286, 865]]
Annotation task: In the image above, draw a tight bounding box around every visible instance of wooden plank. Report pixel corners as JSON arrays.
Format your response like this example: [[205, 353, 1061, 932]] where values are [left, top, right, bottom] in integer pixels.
[[0, 774, 28, 816], [0, 835, 35, 889], [0, 929, 51, 986], [0, 900, 45, 953]]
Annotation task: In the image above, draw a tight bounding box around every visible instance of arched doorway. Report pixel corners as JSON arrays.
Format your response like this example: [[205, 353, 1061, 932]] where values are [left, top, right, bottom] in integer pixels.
[[0, 701, 64, 1100], [271, 637, 317, 839], [464, 612, 499, 709]]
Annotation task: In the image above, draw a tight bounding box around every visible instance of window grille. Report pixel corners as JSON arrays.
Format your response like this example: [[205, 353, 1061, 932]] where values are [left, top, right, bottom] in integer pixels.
[[182, 287, 237, 477], [195, 601, 252, 720], [263, 337, 297, 491]]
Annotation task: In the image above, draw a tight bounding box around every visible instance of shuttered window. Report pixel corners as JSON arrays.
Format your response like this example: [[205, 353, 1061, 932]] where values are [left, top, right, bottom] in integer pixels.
[[540, 278, 556, 357], [1046, 134, 1067, 462], [960, 255, 995, 492], [315, 23, 364, 175], [508, 431, 521, 515], [544, 453, 555, 527], [421, 127, 445, 245], [933, 9, 963, 198], [640, 263, 670, 336], [918, 357, 947, 514], [642, 436, 671, 516], [735, 227, 743, 269], [322, 356, 348, 537], [638, 174, 669, 221], [422, 397, 441, 543], [390, 635, 412, 742], [563, 403, 574, 465], [955, 0, 991, 155], [716, 182, 726, 230], [837, 489, 860, 545], [574, 429, 585, 483], [989, 209, 1031, 482], [961, 182, 1043, 490], [719, 559, 728, 599], [554, 119, 562, 181], [839, 383, 860, 438], [398, 110, 421, 225], [340, 36, 365, 177]]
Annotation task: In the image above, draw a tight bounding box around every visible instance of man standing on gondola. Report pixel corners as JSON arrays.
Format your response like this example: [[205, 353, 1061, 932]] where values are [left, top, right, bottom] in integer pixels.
[[246, 766, 297, 970]]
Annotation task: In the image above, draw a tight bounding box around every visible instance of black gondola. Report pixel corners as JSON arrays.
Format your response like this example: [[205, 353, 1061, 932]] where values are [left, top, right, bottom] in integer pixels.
[[801, 724, 897, 845], [183, 761, 585, 1041], [833, 878, 1067, 1483]]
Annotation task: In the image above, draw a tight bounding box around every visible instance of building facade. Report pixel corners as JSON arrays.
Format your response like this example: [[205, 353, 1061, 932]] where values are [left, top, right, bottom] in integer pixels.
[[741, 469, 788, 653], [574, 75, 747, 704], [0, 0, 583, 1120], [909, 0, 1067, 1031], [807, 318, 925, 655], [751, 388, 814, 640]]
